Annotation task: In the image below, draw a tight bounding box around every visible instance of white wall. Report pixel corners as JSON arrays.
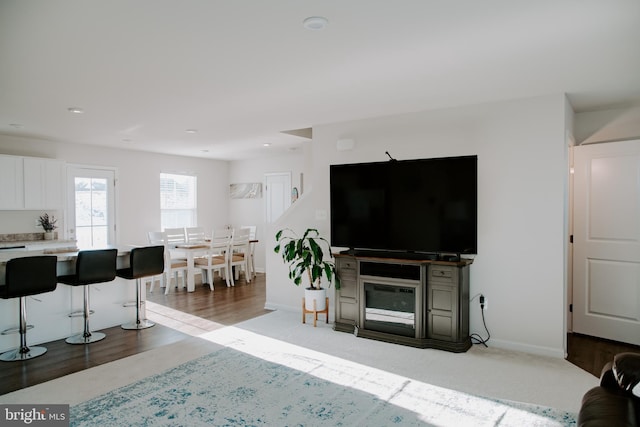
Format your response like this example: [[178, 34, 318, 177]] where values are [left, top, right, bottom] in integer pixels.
[[1, 94, 636, 357], [228, 150, 306, 273], [575, 103, 640, 144], [0, 136, 229, 246], [8, 95, 639, 357], [266, 94, 570, 357], [265, 189, 324, 314]]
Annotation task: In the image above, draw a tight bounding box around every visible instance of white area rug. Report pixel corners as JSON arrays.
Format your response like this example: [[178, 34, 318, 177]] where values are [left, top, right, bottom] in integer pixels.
[[70, 343, 576, 426]]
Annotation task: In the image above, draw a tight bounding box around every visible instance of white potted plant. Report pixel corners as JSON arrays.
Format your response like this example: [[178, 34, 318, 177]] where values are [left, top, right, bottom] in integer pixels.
[[274, 228, 340, 312], [38, 213, 58, 240]]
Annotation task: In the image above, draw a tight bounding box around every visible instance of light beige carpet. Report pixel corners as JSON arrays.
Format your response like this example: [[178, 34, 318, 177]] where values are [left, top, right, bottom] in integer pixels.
[[199, 309, 597, 413], [3, 306, 597, 415]]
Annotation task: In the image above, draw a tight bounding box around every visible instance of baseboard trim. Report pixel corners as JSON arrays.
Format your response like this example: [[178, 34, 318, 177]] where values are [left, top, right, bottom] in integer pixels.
[[264, 302, 294, 312], [486, 338, 565, 359]]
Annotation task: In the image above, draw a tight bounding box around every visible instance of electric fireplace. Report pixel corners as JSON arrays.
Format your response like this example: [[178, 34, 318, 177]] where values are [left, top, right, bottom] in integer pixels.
[[359, 261, 425, 339]]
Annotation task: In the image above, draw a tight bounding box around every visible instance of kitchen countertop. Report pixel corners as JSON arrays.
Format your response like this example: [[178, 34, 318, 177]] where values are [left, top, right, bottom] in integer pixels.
[[0, 239, 77, 249], [0, 245, 132, 264]]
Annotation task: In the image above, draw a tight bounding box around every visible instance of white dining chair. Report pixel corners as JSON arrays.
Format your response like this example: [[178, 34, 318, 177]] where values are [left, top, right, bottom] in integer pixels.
[[230, 227, 251, 285], [147, 231, 188, 295], [164, 228, 187, 246], [194, 228, 233, 289], [186, 226, 207, 244], [240, 225, 257, 279]]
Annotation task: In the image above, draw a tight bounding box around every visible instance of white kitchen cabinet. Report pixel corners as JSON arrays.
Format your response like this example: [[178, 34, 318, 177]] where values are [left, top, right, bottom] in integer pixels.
[[23, 157, 64, 210], [0, 154, 64, 210], [0, 155, 24, 209]]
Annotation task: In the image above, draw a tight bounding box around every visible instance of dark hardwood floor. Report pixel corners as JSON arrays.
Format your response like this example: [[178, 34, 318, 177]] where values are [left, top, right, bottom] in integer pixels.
[[0, 274, 269, 396], [1, 270, 639, 396], [566, 332, 640, 377], [146, 273, 270, 325]]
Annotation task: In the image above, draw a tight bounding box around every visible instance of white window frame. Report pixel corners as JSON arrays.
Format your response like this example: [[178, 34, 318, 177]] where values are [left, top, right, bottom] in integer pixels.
[[160, 172, 197, 230]]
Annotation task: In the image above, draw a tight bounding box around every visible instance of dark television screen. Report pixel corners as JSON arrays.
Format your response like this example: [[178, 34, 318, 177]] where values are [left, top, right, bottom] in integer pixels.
[[330, 155, 477, 255]]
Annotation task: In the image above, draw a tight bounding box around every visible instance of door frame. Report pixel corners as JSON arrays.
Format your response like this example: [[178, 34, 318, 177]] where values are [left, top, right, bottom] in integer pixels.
[[571, 139, 640, 346], [567, 145, 575, 335]]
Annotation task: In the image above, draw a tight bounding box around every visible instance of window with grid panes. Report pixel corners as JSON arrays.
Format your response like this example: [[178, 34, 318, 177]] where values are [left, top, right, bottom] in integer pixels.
[[160, 173, 197, 229]]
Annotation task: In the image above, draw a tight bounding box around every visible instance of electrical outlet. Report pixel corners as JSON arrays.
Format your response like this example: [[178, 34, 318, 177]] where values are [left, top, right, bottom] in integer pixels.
[[35, 219, 40, 228], [480, 296, 488, 311]]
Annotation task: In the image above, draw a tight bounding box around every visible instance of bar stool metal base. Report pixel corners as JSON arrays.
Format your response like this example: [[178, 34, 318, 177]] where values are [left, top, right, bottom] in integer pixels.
[[65, 285, 106, 345], [65, 331, 106, 344], [122, 277, 155, 330], [121, 319, 155, 330], [0, 345, 47, 362]]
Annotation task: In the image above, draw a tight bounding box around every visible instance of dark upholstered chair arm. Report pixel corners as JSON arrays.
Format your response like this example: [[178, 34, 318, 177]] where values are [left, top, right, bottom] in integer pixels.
[[614, 353, 640, 397], [578, 354, 640, 427], [600, 362, 618, 389], [578, 386, 637, 427]]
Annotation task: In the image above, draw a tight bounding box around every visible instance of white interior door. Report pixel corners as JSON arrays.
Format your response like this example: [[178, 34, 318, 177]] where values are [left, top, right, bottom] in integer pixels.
[[573, 139, 640, 345], [67, 166, 116, 248], [265, 172, 291, 223]]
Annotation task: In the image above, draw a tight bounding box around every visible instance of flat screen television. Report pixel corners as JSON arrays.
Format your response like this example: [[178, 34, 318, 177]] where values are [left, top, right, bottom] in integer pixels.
[[330, 155, 477, 257]]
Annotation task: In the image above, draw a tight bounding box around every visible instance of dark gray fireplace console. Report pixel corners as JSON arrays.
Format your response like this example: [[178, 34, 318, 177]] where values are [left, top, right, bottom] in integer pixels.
[[334, 254, 472, 352]]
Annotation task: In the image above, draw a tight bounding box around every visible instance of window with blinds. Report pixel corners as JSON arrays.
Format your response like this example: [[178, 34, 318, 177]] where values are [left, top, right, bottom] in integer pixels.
[[160, 173, 197, 229]]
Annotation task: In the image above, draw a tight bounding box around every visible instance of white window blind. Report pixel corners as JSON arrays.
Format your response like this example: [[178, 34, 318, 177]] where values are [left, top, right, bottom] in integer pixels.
[[160, 173, 197, 229]]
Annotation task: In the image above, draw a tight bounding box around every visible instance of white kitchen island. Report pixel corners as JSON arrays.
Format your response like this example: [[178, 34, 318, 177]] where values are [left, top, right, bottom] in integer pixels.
[[0, 247, 144, 353]]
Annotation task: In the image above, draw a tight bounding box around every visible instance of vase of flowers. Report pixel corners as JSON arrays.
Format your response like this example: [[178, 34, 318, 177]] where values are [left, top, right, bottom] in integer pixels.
[[38, 213, 58, 240]]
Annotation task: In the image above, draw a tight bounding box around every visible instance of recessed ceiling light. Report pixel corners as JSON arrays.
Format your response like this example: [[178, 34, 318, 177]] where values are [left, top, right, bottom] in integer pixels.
[[122, 138, 132, 143], [67, 107, 84, 114], [201, 149, 209, 153], [263, 143, 271, 147], [303, 16, 328, 31], [185, 129, 198, 134]]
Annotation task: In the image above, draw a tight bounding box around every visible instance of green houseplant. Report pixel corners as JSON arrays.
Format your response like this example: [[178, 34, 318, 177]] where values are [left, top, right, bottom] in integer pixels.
[[274, 228, 340, 290], [38, 213, 58, 240], [274, 228, 340, 313]]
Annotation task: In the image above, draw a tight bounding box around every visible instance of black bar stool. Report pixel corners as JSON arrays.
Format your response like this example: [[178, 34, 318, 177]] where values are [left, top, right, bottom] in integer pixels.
[[0, 256, 57, 362], [57, 248, 117, 344], [118, 245, 164, 330]]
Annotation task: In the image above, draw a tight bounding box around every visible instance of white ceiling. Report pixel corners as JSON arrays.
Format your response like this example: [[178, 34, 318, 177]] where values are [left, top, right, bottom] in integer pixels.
[[1, 1, 639, 160]]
